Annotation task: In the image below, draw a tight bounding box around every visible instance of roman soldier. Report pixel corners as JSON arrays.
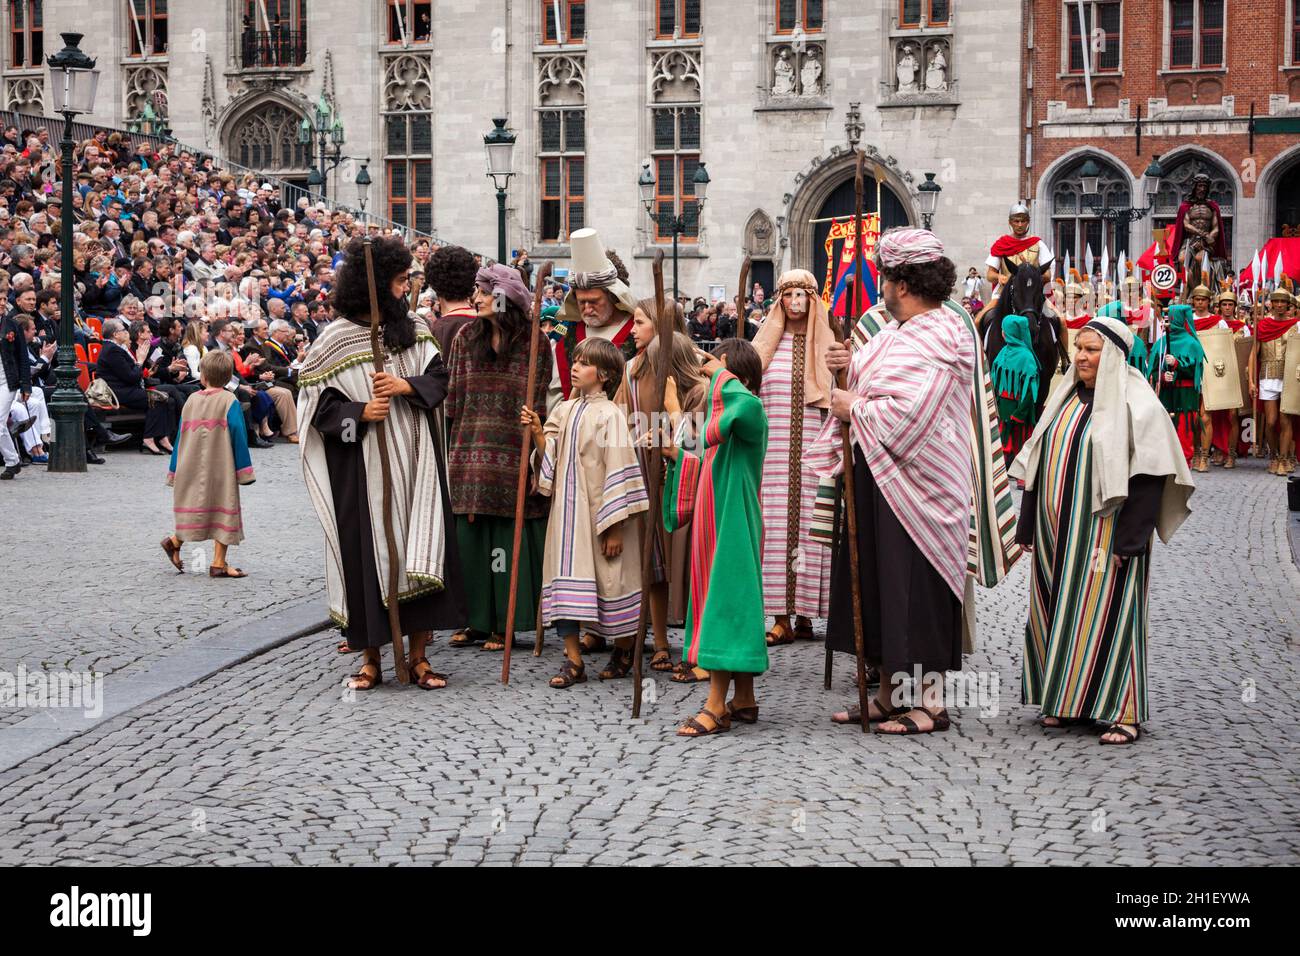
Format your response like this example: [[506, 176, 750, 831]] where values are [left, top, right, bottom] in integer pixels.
[[1250, 286, 1300, 475], [985, 201, 1055, 290], [549, 228, 638, 408], [1208, 287, 1250, 468]]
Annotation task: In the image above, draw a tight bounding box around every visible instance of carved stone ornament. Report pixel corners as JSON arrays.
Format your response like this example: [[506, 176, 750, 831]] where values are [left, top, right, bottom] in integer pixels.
[[537, 54, 586, 106], [384, 53, 433, 112]]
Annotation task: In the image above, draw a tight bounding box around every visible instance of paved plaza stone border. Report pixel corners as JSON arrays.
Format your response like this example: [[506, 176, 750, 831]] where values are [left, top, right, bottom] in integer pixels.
[[0, 598, 330, 775]]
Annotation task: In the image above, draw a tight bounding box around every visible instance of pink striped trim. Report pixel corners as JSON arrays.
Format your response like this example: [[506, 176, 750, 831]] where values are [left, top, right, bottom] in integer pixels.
[[181, 418, 229, 432], [173, 506, 242, 514], [175, 521, 242, 532], [236, 467, 254, 479]]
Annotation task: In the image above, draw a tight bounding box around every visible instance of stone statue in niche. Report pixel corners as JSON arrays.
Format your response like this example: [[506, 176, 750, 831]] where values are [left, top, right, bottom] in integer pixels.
[[925, 43, 948, 92], [896, 44, 919, 94], [800, 48, 823, 97], [773, 49, 796, 97]]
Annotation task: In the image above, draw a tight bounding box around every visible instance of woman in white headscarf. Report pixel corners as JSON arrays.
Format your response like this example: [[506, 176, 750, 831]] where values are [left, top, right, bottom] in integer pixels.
[[1010, 317, 1194, 745]]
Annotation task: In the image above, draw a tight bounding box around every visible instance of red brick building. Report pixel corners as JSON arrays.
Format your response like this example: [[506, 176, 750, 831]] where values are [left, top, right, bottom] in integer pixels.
[[1020, 0, 1300, 271]]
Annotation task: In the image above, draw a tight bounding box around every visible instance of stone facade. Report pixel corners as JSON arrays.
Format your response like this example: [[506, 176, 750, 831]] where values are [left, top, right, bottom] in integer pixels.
[[9, 1, 1025, 296]]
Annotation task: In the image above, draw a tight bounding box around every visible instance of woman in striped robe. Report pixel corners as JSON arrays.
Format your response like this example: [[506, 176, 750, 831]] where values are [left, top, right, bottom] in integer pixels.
[[1011, 317, 1194, 745]]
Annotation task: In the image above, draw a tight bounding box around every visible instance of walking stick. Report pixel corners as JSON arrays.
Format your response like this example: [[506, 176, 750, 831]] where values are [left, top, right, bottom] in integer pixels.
[[503, 261, 553, 684], [362, 238, 409, 684], [632, 249, 672, 718], [839, 149, 870, 732], [736, 255, 752, 341]]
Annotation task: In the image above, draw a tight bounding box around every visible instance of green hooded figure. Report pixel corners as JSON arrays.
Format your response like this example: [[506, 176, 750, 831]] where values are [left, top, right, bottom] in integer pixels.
[[991, 313, 1040, 460], [1150, 304, 1205, 424]]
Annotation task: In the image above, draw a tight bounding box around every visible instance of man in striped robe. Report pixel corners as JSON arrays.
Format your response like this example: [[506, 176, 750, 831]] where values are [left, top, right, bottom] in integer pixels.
[[752, 269, 834, 646]]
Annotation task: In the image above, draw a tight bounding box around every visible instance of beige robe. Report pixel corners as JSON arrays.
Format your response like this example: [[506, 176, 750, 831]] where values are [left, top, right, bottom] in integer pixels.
[[537, 393, 649, 638]]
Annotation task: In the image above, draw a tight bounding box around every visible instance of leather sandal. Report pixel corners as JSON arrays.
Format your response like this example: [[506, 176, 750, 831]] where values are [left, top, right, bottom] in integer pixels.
[[726, 700, 759, 724], [649, 648, 675, 671], [765, 622, 795, 647], [599, 645, 633, 680], [831, 698, 906, 725], [876, 707, 951, 735], [160, 536, 184, 572], [671, 660, 709, 683], [676, 706, 731, 737], [347, 662, 382, 691], [448, 629, 480, 648], [1099, 722, 1141, 745], [793, 620, 816, 641], [549, 658, 587, 689], [336, 639, 361, 654], [208, 564, 248, 578], [579, 632, 606, 653], [409, 657, 448, 690]]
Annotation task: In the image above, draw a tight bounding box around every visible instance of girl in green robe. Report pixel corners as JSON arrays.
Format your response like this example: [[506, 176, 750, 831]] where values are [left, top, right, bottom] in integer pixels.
[[662, 353, 769, 737], [990, 313, 1039, 464]]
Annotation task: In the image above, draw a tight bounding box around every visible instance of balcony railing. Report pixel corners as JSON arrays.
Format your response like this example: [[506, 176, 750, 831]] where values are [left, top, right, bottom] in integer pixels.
[[239, 28, 307, 69]]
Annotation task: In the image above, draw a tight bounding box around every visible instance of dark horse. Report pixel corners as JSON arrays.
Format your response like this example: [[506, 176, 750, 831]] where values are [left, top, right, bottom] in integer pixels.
[[981, 262, 1067, 424]]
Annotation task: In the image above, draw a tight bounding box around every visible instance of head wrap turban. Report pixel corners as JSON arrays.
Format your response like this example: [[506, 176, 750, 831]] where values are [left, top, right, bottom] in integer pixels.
[[877, 228, 945, 267], [475, 263, 532, 314]]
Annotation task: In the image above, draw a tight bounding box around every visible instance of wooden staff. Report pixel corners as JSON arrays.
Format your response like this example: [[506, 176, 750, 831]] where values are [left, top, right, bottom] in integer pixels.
[[736, 255, 752, 341], [408, 266, 423, 313], [836, 149, 870, 732], [632, 249, 672, 718], [503, 261, 553, 684], [362, 238, 409, 684]]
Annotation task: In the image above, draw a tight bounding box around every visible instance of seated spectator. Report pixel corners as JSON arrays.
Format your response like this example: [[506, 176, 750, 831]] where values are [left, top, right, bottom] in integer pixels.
[[95, 317, 177, 455]]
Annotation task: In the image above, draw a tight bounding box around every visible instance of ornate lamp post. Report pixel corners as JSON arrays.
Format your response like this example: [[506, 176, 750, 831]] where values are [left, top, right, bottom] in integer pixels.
[[483, 117, 517, 264], [297, 96, 344, 199], [638, 159, 710, 299], [46, 33, 100, 473], [1079, 155, 1165, 222], [917, 171, 941, 231]]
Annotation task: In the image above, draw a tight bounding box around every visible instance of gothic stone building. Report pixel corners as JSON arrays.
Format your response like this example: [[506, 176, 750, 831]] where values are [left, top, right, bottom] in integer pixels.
[[1023, 0, 1300, 273], [5, 1, 1024, 297]]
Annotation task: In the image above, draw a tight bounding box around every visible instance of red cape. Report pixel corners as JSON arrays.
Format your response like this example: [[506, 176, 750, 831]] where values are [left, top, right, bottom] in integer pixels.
[[1065, 313, 1092, 330], [1192, 314, 1222, 333], [1257, 316, 1299, 344], [990, 234, 1041, 258]]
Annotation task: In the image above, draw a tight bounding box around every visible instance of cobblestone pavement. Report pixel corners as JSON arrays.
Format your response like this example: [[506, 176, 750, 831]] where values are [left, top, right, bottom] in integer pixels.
[[0, 455, 1296, 865], [0, 442, 322, 729]]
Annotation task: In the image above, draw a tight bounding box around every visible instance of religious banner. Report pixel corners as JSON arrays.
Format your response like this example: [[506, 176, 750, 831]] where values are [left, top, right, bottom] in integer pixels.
[[822, 213, 881, 315]]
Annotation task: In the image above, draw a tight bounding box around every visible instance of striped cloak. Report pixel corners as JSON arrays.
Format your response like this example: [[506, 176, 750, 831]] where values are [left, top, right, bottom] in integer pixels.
[[664, 369, 769, 674], [167, 388, 254, 545], [537, 394, 649, 638], [297, 318, 448, 628], [1023, 390, 1149, 723]]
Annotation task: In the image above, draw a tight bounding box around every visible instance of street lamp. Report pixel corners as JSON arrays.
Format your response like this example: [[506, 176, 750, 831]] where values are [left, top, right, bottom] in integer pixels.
[[298, 96, 344, 199], [917, 171, 941, 231], [46, 32, 100, 473], [1078, 158, 1102, 197], [1079, 155, 1164, 223], [483, 117, 516, 263], [355, 162, 371, 213], [638, 159, 710, 299]]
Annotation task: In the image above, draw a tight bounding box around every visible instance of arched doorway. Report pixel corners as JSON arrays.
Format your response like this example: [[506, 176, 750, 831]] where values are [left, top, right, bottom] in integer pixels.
[[1276, 160, 1300, 238], [225, 101, 311, 181], [1048, 153, 1133, 265], [810, 178, 910, 299]]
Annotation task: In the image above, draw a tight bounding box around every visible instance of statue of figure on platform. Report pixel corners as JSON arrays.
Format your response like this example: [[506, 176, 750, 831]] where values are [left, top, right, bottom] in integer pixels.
[[773, 50, 797, 97], [925, 43, 948, 92], [1166, 173, 1229, 288], [896, 44, 919, 94], [800, 49, 823, 97]]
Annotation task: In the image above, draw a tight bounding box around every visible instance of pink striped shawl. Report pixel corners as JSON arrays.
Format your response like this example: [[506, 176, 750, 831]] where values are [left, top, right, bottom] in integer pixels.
[[822, 306, 975, 597]]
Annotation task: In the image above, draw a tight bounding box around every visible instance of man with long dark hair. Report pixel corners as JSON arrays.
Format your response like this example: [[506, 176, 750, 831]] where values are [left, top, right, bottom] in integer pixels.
[[298, 236, 464, 691]]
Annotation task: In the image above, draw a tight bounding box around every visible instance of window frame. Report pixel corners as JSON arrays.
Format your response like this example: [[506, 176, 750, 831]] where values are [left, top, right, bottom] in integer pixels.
[[383, 110, 433, 233], [1166, 0, 1225, 71], [537, 107, 585, 243], [656, 0, 701, 39], [1063, 0, 1122, 75], [126, 0, 168, 58], [7, 0, 42, 71], [540, 0, 586, 46], [240, 0, 308, 68], [386, 0, 432, 45], [899, 1, 950, 29], [775, 0, 823, 35], [649, 105, 702, 244]]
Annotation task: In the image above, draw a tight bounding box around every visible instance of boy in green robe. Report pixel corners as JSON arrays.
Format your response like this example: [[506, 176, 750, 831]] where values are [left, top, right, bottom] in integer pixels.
[[661, 351, 769, 737]]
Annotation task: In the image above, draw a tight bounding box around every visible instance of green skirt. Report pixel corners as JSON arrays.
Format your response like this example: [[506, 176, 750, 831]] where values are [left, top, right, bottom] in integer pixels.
[[455, 514, 547, 635]]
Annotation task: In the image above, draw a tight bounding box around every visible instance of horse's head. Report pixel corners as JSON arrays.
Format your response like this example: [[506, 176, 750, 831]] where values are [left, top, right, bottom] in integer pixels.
[[1009, 262, 1045, 331]]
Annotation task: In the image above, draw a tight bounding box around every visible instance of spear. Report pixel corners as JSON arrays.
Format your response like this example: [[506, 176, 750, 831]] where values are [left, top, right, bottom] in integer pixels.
[[736, 255, 752, 341], [632, 249, 672, 718], [503, 260, 553, 683], [362, 238, 409, 684], [833, 149, 870, 732]]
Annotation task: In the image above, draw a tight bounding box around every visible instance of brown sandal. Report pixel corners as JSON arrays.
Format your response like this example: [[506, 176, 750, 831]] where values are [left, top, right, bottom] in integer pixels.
[[677, 706, 731, 737], [347, 662, 382, 691], [160, 536, 184, 572], [726, 700, 759, 724], [208, 564, 247, 578], [765, 623, 795, 647], [670, 660, 709, 683], [831, 699, 906, 725], [1099, 722, 1141, 745], [876, 707, 951, 735], [481, 633, 508, 651], [336, 639, 361, 654], [649, 648, 675, 672], [599, 646, 633, 680], [549, 658, 587, 689], [793, 621, 816, 641], [579, 632, 606, 653], [409, 657, 448, 690]]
